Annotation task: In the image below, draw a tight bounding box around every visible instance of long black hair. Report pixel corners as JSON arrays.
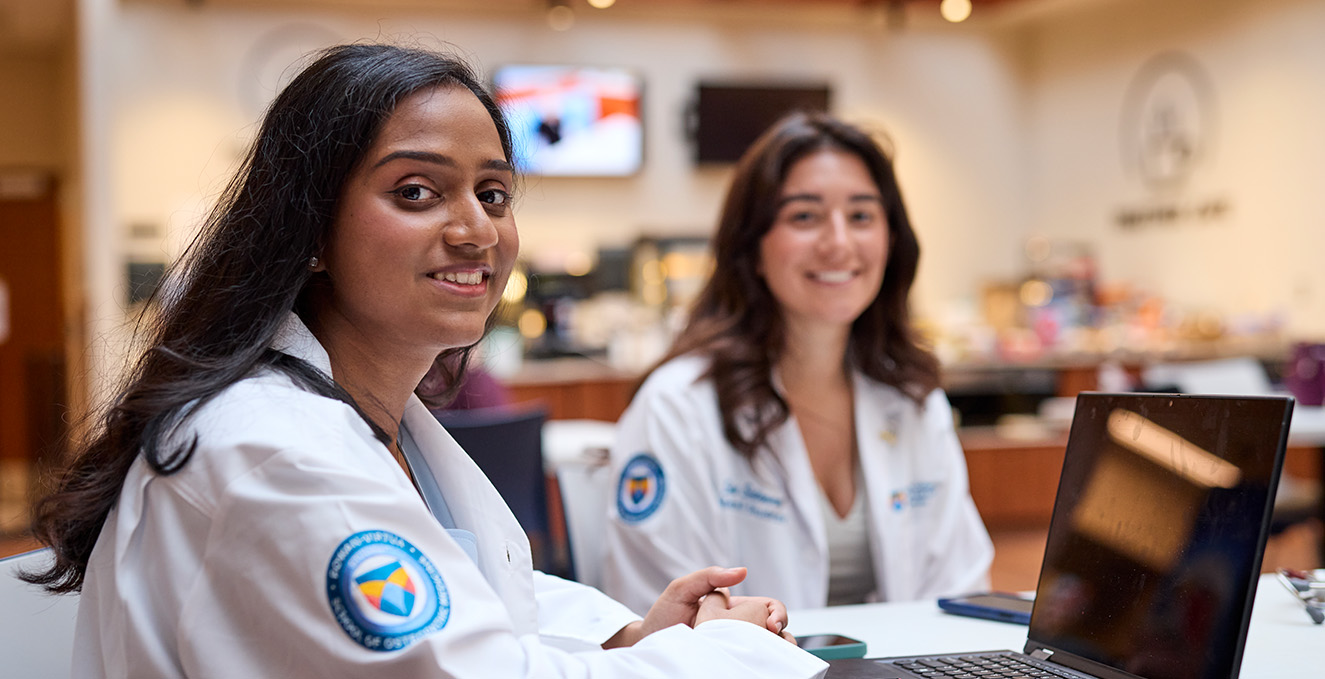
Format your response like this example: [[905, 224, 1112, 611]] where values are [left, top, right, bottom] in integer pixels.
[[25, 43, 514, 593], [657, 111, 938, 458]]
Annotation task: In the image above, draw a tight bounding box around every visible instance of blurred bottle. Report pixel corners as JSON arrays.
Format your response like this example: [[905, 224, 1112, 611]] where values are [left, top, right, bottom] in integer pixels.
[[1283, 342, 1325, 406]]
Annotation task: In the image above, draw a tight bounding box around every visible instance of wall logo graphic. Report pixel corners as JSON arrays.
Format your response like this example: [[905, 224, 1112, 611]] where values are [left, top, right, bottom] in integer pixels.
[[1120, 51, 1217, 191], [1116, 52, 1229, 229]]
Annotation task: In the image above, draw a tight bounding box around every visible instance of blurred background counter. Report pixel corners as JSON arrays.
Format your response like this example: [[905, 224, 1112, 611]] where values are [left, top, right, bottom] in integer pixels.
[[505, 357, 638, 422]]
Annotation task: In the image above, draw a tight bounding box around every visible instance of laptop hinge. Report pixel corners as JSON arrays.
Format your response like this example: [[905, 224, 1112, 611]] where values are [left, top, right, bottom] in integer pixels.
[[1030, 648, 1054, 661]]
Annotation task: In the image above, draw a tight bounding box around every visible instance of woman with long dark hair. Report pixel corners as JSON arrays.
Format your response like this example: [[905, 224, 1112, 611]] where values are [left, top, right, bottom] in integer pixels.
[[25, 44, 824, 678], [603, 111, 992, 613]]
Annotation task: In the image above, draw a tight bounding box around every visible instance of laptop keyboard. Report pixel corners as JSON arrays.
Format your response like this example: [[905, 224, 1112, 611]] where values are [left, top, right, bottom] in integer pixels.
[[891, 653, 1083, 679]]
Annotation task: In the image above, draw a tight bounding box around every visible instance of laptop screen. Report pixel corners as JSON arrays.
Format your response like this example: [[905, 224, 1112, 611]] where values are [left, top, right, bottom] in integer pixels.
[[1028, 392, 1292, 679]]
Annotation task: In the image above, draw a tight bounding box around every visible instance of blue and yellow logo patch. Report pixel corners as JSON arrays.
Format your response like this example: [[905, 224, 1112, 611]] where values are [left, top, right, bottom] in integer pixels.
[[326, 530, 449, 652], [617, 453, 666, 522]]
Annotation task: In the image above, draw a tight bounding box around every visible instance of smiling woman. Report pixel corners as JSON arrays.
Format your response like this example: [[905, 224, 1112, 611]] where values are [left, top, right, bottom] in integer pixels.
[[603, 111, 994, 614], [305, 83, 520, 437], [20, 44, 825, 679]]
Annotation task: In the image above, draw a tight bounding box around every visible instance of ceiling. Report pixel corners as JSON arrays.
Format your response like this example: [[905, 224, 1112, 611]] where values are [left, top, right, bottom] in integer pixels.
[[0, 0, 1064, 58]]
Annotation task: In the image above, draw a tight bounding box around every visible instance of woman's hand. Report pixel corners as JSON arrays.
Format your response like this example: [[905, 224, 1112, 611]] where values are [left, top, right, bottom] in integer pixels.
[[602, 566, 795, 648], [698, 589, 798, 644]]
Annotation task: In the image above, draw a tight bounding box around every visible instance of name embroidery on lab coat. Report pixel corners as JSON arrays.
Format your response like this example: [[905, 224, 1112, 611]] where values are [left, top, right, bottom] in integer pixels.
[[617, 453, 667, 522], [326, 530, 450, 651], [890, 481, 939, 512], [718, 481, 787, 522]]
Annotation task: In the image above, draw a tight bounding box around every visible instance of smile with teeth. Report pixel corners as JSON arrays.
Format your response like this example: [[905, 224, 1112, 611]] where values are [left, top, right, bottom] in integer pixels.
[[810, 270, 855, 284], [431, 271, 486, 285]]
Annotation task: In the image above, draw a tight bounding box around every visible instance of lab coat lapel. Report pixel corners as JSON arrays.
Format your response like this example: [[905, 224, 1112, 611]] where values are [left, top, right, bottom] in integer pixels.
[[854, 373, 916, 602], [401, 398, 540, 636], [766, 370, 829, 605]]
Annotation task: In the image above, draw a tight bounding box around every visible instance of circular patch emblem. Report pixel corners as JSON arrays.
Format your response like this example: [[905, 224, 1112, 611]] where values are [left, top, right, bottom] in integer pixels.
[[326, 530, 449, 652], [617, 453, 666, 522]]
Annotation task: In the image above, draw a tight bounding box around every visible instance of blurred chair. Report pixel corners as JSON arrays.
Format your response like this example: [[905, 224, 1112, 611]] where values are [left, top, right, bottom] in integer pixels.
[[555, 455, 615, 590], [432, 403, 562, 574], [1, 548, 78, 679], [544, 419, 618, 590]]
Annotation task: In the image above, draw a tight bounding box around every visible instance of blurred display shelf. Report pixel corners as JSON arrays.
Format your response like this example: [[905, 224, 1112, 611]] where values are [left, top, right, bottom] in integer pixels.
[[507, 341, 1297, 423]]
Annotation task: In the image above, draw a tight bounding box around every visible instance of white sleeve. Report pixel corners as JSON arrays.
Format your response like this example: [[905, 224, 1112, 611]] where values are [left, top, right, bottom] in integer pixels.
[[914, 389, 995, 598], [601, 373, 735, 616], [179, 435, 821, 679], [533, 570, 640, 651]]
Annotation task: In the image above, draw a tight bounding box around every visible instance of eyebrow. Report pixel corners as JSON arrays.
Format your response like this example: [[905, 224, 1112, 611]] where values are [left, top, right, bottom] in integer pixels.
[[776, 192, 883, 208], [373, 150, 514, 174]]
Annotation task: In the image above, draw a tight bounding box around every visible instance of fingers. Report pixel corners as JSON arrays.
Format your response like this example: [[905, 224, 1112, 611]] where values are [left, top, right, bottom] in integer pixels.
[[729, 596, 789, 635], [662, 566, 747, 605], [643, 567, 747, 639], [723, 596, 776, 627], [695, 587, 732, 626], [695, 591, 798, 644], [765, 598, 789, 635]]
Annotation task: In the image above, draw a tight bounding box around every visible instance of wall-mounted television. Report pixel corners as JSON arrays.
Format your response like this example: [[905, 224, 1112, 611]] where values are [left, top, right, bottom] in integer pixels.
[[691, 81, 832, 164], [493, 64, 644, 177]]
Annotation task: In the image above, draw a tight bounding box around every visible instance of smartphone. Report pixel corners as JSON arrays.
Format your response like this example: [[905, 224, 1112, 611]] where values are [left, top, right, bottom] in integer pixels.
[[937, 592, 1033, 625], [794, 634, 868, 660]]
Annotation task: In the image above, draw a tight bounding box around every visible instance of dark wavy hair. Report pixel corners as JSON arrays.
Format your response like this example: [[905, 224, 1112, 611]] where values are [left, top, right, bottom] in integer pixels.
[[25, 43, 514, 593], [658, 111, 939, 459]]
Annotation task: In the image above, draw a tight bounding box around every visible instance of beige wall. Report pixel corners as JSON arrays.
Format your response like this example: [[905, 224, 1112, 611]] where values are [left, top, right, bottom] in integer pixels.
[[71, 0, 1325, 392], [85, 2, 1027, 362], [1022, 0, 1325, 337]]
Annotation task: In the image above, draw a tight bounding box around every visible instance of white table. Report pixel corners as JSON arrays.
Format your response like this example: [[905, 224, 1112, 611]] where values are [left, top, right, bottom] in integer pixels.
[[789, 574, 1319, 679]]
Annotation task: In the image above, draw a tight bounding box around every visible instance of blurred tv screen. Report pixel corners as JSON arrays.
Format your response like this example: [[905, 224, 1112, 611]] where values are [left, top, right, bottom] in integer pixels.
[[693, 81, 831, 163], [493, 64, 644, 177]]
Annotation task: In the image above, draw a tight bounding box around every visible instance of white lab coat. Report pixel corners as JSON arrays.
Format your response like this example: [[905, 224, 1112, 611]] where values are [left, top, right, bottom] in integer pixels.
[[73, 315, 827, 679], [603, 355, 993, 615]]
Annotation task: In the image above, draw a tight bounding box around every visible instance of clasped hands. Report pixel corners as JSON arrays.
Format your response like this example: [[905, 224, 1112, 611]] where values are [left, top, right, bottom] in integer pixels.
[[603, 566, 797, 648]]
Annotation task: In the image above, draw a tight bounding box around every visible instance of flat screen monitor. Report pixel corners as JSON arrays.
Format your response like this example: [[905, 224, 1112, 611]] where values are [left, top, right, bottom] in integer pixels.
[[493, 64, 644, 177], [693, 81, 831, 163]]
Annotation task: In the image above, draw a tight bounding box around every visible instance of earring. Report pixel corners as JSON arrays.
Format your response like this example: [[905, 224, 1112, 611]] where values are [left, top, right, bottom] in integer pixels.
[[308, 256, 320, 270]]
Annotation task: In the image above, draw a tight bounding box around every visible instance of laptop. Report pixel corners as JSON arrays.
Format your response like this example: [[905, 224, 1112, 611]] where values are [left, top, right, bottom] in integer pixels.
[[829, 391, 1294, 679]]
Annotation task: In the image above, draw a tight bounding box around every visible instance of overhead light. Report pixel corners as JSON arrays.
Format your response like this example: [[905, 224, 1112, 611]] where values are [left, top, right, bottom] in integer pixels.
[[940, 0, 972, 23], [587, 0, 616, 8], [547, 0, 575, 31]]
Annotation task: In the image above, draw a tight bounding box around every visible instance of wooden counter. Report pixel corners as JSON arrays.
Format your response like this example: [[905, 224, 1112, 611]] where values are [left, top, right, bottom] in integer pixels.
[[959, 426, 1071, 530], [959, 425, 1321, 531], [506, 356, 1146, 422], [505, 358, 638, 422]]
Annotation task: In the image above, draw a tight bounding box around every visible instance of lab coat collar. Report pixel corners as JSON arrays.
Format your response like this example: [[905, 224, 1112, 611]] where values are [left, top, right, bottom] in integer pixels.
[[271, 312, 334, 377]]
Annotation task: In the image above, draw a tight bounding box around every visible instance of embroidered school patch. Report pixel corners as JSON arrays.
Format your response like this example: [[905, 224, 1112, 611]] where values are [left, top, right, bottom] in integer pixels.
[[617, 453, 666, 522], [326, 530, 449, 652]]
